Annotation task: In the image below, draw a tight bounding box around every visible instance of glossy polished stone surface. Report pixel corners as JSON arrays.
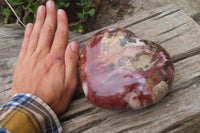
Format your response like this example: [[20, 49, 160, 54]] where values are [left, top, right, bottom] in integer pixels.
[[80, 28, 174, 110]]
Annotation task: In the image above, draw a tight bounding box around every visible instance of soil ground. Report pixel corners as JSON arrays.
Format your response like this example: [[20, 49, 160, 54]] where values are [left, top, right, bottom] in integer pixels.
[[83, 0, 200, 33]]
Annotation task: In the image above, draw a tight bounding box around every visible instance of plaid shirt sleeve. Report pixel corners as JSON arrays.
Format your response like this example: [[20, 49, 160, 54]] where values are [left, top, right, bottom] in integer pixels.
[[0, 93, 62, 133]]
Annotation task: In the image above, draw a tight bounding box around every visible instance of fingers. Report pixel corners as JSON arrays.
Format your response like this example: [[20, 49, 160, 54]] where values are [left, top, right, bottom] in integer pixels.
[[18, 23, 34, 63], [27, 5, 46, 55], [56, 41, 79, 115], [48, 41, 79, 115], [50, 9, 68, 56], [65, 41, 79, 86], [36, 0, 57, 55]]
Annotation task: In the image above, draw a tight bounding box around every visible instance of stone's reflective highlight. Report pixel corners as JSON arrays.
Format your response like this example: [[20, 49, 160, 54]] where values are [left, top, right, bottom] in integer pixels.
[[80, 28, 175, 110]]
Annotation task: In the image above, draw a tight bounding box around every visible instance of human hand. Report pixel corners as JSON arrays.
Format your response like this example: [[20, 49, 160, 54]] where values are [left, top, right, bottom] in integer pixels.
[[12, 1, 79, 115]]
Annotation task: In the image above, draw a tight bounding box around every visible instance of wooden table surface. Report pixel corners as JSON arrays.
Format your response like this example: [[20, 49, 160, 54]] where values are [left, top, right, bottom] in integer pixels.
[[1, 4, 200, 133]]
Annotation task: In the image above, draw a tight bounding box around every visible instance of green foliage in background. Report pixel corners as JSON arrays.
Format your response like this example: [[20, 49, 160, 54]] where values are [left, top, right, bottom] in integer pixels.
[[0, 0, 95, 33], [77, 0, 95, 19]]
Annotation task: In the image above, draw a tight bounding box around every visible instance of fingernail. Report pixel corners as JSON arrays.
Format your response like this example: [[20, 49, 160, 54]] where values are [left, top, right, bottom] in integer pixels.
[[47, 0, 54, 8], [26, 23, 33, 30], [58, 9, 65, 16], [38, 6, 44, 13], [70, 42, 79, 51]]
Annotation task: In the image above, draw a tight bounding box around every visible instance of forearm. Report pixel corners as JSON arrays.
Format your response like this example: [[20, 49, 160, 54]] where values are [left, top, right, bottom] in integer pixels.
[[0, 93, 62, 133]]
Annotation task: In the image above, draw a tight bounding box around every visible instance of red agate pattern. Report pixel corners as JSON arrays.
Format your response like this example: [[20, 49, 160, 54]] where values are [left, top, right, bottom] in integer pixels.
[[80, 28, 174, 110]]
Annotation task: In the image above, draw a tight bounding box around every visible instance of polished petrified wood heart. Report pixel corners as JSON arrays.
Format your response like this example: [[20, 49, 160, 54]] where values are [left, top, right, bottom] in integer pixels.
[[80, 28, 174, 110]]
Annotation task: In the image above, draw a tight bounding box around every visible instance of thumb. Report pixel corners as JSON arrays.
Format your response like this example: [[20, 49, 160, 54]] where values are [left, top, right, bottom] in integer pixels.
[[64, 41, 79, 87]]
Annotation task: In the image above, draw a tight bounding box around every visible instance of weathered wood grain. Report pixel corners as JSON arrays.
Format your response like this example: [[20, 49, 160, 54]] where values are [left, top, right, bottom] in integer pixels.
[[0, 25, 23, 105], [74, 4, 200, 62], [1, 4, 200, 132], [60, 4, 200, 133], [60, 53, 200, 133]]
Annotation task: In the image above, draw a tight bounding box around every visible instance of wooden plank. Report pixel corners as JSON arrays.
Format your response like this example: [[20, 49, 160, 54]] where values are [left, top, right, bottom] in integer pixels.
[[0, 58, 15, 104], [60, 53, 200, 133], [1, 4, 200, 132], [60, 4, 200, 132], [0, 25, 23, 105], [73, 4, 200, 62]]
